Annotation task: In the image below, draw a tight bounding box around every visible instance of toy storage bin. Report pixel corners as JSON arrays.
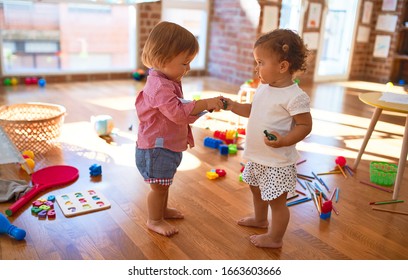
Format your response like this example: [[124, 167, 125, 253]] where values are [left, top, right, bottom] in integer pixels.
[[369, 161, 397, 186], [0, 102, 66, 154]]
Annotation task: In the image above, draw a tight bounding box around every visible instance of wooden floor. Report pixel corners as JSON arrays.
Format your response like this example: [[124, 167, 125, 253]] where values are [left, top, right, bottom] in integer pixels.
[[0, 77, 407, 260]]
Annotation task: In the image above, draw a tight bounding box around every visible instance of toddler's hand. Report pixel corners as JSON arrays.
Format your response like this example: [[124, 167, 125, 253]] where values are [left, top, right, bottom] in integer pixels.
[[264, 131, 285, 148], [206, 96, 224, 112], [220, 97, 234, 110]]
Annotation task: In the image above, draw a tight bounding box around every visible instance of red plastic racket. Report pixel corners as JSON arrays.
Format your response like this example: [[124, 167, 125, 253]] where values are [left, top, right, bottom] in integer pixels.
[[5, 165, 79, 216]]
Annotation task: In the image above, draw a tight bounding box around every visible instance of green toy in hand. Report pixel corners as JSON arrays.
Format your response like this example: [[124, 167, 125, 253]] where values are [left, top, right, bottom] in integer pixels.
[[264, 130, 277, 141]]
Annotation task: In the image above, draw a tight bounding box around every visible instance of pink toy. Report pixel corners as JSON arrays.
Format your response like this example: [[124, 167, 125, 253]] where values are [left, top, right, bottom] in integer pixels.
[[321, 200, 333, 213], [335, 156, 346, 166], [335, 156, 347, 178], [6, 165, 79, 216]]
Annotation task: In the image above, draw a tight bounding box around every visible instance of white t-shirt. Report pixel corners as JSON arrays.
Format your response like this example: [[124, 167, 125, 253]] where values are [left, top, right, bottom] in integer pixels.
[[243, 83, 310, 167]]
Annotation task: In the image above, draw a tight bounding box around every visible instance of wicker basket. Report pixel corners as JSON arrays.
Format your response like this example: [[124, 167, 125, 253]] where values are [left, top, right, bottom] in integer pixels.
[[0, 102, 66, 154]]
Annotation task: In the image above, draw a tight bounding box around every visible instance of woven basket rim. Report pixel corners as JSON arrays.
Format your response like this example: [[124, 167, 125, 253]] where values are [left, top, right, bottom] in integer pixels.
[[0, 102, 66, 123]]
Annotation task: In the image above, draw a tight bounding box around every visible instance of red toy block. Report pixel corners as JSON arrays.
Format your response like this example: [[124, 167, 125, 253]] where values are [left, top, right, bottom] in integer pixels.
[[215, 169, 226, 177], [32, 201, 43, 207], [47, 210, 56, 219]]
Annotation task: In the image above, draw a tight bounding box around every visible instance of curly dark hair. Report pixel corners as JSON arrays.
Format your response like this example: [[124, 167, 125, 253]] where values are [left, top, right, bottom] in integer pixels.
[[254, 29, 309, 74]]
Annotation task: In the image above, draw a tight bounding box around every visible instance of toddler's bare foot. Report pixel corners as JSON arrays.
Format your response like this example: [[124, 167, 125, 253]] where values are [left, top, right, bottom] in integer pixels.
[[164, 207, 184, 219], [147, 219, 178, 237], [249, 234, 283, 248], [237, 217, 268, 228]]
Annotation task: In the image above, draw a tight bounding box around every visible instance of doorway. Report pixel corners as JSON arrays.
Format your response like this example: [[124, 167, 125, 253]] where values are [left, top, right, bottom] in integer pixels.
[[314, 0, 359, 81]]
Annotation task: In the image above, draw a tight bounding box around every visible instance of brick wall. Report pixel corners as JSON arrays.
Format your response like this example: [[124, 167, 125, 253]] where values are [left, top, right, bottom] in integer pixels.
[[349, 0, 406, 83], [207, 0, 259, 85], [206, 0, 323, 85], [137, 1, 162, 70]]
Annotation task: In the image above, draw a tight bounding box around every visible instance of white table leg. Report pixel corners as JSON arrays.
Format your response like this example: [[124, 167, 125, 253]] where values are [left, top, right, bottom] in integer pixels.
[[392, 116, 408, 200], [353, 108, 383, 170]]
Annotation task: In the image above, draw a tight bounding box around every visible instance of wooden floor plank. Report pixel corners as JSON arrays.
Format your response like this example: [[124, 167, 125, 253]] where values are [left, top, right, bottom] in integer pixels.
[[0, 77, 407, 260]]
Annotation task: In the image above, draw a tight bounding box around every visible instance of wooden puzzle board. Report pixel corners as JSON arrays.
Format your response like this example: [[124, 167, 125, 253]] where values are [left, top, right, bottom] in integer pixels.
[[56, 189, 111, 217]]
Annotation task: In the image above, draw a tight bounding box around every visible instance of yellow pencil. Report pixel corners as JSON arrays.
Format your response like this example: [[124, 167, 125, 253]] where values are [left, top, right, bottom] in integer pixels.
[[317, 171, 341, 175]]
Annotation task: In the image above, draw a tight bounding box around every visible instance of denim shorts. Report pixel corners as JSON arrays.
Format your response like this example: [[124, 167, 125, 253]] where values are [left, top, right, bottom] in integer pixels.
[[135, 147, 182, 185]]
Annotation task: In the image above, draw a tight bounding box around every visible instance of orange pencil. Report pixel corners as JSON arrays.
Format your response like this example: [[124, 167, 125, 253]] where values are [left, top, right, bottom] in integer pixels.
[[337, 164, 347, 178]]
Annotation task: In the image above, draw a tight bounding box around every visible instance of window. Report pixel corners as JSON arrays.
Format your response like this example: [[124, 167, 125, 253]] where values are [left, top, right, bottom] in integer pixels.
[[279, 0, 303, 32], [0, 0, 136, 76], [161, 0, 209, 70]]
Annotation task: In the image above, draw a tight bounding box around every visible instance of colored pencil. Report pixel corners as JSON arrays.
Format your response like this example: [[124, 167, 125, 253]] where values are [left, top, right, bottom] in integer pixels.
[[297, 174, 313, 182], [295, 189, 307, 196], [360, 180, 393, 193], [296, 178, 307, 190], [306, 183, 320, 215], [287, 194, 299, 201], [317, 171, 341, 175], [287, 197, 312, 207], [329, 188, 336, 201], [312, 172, 331, 192], [298, 173, 315, 179], [313, 182, 323, 193], [296, 159, 307, 165], [335, 188, 339, 202], [332, 204, 340, 215], [337, 164, 347, 178], [319, 177, 331, 193], [371, 207, 408, 216], [369, 200, 404, 205], [344, 165, 354, 176]]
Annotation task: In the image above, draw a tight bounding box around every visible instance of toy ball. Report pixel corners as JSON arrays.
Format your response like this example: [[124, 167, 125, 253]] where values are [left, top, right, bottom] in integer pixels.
[[91, 115, 114, 136], [335, 156, 347, 166], [38, 78, 46, 87], [386, 82, 394, 88], [24, 77, 32, 85], [3, 78, 11, 86], [25, 77, 37, 85], [10, 78, 18, 86]]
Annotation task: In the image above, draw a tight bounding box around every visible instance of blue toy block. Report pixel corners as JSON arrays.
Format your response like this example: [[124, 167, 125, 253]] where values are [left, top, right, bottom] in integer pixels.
[[219, 144, 229, 155], [320, 212, 331, 220], [89, 164, 102, 176], [204, 137, 223, 149]]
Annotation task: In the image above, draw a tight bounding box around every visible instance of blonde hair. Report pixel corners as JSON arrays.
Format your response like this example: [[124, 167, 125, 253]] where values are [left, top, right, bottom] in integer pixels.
[[255, 29, 309, 74], [141, 21, 199, 69]]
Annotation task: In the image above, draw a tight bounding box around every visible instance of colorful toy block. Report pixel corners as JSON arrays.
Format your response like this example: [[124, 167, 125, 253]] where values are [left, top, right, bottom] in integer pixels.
[[206, 171, 219, 180], [214, 169, 226, 177], [89, 164, 102, 176], [31, 195, 57, 220], [228, 144, 237, 154], [219, 144, 229, 155], [204, 137, 223, 149]]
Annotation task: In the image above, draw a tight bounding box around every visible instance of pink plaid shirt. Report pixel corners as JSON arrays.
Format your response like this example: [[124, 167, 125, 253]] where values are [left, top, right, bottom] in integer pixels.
[[135, 70, 200, 152]]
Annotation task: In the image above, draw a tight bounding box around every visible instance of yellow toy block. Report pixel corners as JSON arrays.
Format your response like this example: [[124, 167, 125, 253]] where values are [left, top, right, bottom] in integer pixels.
[[206, 171, 219, 180]]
